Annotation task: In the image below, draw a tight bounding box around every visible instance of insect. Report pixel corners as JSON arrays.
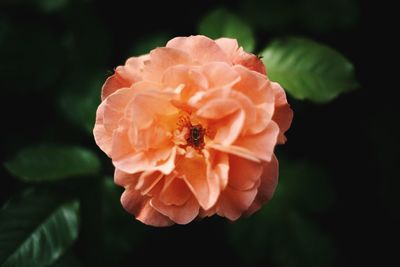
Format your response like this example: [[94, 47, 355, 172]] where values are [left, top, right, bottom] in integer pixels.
[[257, 55, 264, 59], [177, 115, 206, 151], [186, 124, 206, 151]]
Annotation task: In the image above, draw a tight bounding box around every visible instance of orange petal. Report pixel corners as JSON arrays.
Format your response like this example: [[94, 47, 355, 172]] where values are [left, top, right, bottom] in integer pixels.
[[143, 47, 191, 82], [113, 144, 176, 175], [151, 196, 199, 225], [121, 188, 173, 227], [93, 103, 112, 156], [178, 155, 220, 210], [232, 121, 279, 161], [215, 38, 239, 60], [114, 168, 140, 187], [103, 88, 135, 132], [233, 48, 266, 75], [101, 55, 148, 100], [228, 155, 263, 190], [217, 184, 259, 221], [135, 171, 164, 195], [233, 65, 274, 105], [166, 35, 229, 64], [136, 201, 174, 227], [162, 65, 208, 96], [213, 110, 245, 146], [159, 175, 191, 205], [271, 82, 293, 144], [201, 62, 240, 89], [206, 150, 229, 190], [245, 154, 278, 216], [196, 98, 240, 120]]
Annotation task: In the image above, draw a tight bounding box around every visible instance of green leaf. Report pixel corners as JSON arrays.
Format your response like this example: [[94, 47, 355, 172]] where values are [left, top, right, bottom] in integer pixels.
[[4, 144, 101, 182], [227, 158, 334, 267], [261, 37, 358, 103], [59, 74, 102, 133], [198, 8, 255, 52], [0, 189, 80, 267]]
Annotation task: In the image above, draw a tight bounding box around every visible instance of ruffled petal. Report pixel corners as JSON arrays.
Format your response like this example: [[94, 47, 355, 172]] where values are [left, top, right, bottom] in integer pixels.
[[102, 55, 149, 100], [151, 196, 199, 225], [228, 155, 263, 190], [212, 109, 245, 146], [135, 171, 164, 195], [216, 183, 259, 221], [245, 154, 279, 216], [113, 144, 176, 175], [120, 187, 173, 227], [233, 48, 266, 75], [196, 98, 240, 120], [167, 35, 229, 64], [271, 82, 293, 144], [178, 155, 220, 210], [215, 38, 239, 61], [114, 168, 140, 187], [159, 175, 192, 205], [143, 47, 191, 82], [93, 103, 112, 156], [201, 62, 240, 89]]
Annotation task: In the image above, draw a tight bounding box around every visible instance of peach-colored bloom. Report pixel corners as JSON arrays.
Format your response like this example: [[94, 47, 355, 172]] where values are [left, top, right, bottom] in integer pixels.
[[94, 35, 293, 226]]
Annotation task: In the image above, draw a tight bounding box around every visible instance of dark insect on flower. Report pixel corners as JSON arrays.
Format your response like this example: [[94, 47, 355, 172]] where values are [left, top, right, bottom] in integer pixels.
[[257, 55, 264, 59], [186, 124, 206, 151]]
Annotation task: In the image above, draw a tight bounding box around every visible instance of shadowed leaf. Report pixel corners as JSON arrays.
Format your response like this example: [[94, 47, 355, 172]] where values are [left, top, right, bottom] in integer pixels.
[[0, 189, 80, 267], [4, 144, 101, 182], [261, 37, 358, 103]]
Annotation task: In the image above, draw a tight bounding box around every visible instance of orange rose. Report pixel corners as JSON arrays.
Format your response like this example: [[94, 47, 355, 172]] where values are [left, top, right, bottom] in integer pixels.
[[94, 35, 293, 226]]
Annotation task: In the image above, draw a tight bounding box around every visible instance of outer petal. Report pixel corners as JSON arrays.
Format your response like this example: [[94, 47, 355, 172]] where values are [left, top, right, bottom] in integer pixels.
[[167, 35, 229, 64], [216, 183, 259, 221], [93, 103, 112, 156], [232, 121, 279, 162], [215, 38, 239, 61], [120, 187, 173, 227], [114, 168, 140, 187], [143, 47, 191, 82], [233, 48, 266, 75], [271, 82, 293, 144], [245, 154, 279, 216], [158, 175, 192, 205], [228, 155, 263, 191], [135, 171, 164, 196], [102, 55, 149, 100], [94, 87, 136, 156], [151, 196, 199, 225]]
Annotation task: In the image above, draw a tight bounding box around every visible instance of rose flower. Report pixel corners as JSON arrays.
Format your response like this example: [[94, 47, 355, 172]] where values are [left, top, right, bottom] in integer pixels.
[[94, 35, 293, 226]]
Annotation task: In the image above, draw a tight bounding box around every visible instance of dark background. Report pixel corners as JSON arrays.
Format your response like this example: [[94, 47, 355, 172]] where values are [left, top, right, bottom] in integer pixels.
[[1, 0, 398, 266]]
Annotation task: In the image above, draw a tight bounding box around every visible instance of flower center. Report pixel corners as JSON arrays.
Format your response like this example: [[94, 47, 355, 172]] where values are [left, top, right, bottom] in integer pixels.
[[175, 115, 206, 152], [186, 124, 206, 150]]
